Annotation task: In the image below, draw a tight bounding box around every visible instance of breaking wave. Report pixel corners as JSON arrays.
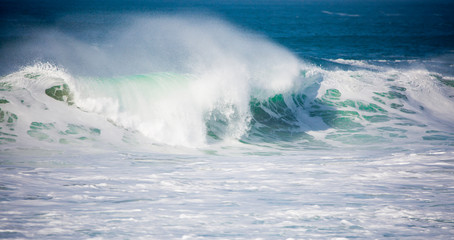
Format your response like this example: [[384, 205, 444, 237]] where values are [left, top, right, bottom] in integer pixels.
[[1, 15, 454, 152]]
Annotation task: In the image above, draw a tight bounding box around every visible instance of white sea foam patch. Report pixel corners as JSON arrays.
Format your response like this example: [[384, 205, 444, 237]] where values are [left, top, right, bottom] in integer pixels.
[[1, 151, 453, 239]]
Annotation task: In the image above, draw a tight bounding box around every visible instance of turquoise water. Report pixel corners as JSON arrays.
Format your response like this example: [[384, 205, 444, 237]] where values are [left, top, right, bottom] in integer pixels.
[[1, 1, 454, 239]]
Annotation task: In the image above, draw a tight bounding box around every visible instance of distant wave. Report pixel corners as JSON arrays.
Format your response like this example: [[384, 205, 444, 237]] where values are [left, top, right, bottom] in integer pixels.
[[322, 11, 360, 17]]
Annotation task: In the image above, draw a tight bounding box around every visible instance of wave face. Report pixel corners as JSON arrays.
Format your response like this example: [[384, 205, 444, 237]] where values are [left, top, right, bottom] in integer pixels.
[[1, 15, 454, 152]]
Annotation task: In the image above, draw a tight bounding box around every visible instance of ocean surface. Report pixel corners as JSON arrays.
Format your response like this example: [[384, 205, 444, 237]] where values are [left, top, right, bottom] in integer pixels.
[[1, 0, 454, 239]]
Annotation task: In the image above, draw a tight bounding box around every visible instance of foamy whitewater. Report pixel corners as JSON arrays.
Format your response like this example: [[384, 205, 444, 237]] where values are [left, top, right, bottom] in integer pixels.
[[1, 3, 454, 239]]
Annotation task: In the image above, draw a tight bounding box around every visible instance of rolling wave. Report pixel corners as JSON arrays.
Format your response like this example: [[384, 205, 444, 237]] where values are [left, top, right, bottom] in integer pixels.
[[1, 15, 453, 152], [1, 61, 454, 152]]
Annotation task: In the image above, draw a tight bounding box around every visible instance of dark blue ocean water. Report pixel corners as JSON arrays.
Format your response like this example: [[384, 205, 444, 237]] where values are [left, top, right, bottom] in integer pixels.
[[1, 0, 454, 74]]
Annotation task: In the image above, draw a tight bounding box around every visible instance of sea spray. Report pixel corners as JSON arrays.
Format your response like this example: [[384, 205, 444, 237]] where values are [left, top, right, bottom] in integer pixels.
[[0, 15, 303, 148], [1, 15, 454, 150]]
